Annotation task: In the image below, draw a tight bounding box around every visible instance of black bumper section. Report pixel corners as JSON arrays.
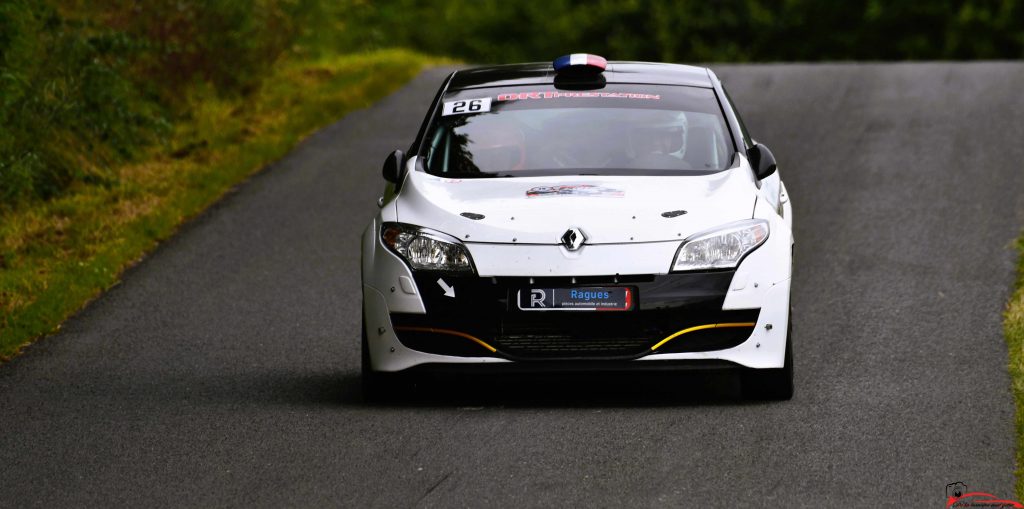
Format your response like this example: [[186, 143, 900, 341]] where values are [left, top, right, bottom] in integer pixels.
[[392, 272, 759, 361], [400, 359, 745, 377]]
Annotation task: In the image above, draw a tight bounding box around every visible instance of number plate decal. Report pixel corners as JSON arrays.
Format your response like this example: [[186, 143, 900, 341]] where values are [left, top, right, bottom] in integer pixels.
[[517, 287, 635, 311], [442, 97, 493, 116]]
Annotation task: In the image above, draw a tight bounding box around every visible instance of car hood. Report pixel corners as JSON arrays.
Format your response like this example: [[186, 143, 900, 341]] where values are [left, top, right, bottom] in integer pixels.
[[396, 164, 757, 245]]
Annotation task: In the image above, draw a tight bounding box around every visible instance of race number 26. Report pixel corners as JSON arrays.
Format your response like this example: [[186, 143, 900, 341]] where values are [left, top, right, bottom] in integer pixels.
[[442, 97, 492, 116]]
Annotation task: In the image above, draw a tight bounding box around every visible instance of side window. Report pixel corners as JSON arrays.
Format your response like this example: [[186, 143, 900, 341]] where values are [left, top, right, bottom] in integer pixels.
[[723, 87, 753, 149]]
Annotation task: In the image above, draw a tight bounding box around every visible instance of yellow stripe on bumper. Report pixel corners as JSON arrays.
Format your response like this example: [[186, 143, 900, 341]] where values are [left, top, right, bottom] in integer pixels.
[[393, 326, 499, 353], [650, 323, 756, 352]]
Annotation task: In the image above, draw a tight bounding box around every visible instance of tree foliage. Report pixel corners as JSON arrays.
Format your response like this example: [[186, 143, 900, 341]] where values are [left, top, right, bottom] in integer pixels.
[[315, 0, 1024, 63]]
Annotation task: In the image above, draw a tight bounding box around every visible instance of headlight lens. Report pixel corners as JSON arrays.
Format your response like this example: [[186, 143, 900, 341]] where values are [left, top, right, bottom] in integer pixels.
[[672, 219, 769, 271], [381, 223, 474, 273]]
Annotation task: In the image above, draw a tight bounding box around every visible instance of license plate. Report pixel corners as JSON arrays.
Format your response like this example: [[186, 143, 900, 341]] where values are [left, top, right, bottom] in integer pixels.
[[516, 287, 635, 311]]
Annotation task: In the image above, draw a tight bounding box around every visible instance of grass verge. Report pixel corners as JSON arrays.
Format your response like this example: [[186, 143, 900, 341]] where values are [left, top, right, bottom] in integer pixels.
[[1009, 234, 1024, 499], [0, 49, 445, 360]]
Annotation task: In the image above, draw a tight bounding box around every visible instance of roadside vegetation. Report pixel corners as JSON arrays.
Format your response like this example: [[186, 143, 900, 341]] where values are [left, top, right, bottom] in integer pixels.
[[0, 1, 441, 359], [1006, 236, 1024, 499]]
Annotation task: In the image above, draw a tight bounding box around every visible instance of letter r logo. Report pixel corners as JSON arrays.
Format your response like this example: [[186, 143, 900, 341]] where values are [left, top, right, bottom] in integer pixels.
[[530, 289, 547, 308]]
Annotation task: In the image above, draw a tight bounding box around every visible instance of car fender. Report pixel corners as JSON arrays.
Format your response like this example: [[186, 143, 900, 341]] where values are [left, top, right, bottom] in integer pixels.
[[722, 196, 793, 310]]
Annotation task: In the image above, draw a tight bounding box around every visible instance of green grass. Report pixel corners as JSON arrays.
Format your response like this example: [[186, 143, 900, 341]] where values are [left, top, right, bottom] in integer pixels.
[[1007, 233, 1024, 499], [0, 49, 446, 360]]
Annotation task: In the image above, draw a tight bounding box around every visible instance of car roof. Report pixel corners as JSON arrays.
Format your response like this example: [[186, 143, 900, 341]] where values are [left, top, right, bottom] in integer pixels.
[[447, 61, 714, 90]]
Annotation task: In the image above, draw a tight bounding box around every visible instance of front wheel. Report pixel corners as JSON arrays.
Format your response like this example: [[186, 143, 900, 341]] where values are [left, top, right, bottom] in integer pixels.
[[741, 320, 794, 401]]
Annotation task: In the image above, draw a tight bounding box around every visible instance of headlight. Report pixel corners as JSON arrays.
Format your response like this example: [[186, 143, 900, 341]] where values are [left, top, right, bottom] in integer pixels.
[[381, 223, 474, 273], [671, 219, 769, 271]]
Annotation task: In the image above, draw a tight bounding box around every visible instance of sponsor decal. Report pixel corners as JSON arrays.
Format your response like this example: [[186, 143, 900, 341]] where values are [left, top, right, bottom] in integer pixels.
[[569, 289, 610, 301], [526, 184, 624, 198], [496, 91, 660, 101], [518, 287, 633, 311], [946, 482, 1022, 508]]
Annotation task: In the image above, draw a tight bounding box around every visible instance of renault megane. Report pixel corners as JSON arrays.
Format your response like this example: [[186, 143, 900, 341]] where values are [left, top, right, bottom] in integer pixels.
[[361, 54, 794, 400]]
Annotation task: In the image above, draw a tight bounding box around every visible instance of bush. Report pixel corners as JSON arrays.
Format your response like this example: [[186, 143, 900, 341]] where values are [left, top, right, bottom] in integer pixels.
[[0, 1, 154, 202], [0, 0, 305, 205], [93, 0, 298, 95]]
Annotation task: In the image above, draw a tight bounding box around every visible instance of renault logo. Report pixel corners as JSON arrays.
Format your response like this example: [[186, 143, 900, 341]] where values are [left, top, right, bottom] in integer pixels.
[[560, 227, 587, 251]]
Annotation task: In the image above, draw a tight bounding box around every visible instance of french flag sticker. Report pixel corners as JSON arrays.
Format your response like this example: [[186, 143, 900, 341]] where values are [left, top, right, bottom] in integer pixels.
[[553, 53, 607, 72]]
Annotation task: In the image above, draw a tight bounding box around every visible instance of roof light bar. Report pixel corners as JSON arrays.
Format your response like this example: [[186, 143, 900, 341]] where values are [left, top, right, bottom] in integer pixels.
[[553, 54, 607, 73]]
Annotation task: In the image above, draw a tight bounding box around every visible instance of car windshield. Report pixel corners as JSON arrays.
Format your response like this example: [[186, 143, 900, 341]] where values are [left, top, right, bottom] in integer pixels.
[[421, 84, 734, 178]]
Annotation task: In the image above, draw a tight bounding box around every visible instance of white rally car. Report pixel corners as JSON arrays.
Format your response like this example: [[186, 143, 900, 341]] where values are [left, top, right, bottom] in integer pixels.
[[361, 54, 794, 399]]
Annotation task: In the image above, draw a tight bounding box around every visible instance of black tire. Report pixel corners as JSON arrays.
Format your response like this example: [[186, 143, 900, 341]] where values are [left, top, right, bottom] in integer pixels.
[[741, 320, 794, 401], [361, 321, 399, 402]]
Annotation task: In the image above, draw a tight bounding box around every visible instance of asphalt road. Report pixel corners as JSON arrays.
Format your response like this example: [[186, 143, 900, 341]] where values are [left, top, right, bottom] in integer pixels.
[[2, 63, 1024, 507]]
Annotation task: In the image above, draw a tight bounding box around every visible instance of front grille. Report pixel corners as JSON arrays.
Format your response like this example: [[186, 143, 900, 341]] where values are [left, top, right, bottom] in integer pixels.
[[496, 335, 649, 356], [495, 313, 657, 358]]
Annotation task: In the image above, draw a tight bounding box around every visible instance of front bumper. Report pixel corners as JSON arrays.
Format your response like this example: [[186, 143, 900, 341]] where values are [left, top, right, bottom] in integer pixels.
[[363, 273, 791, 373], [392, 272, 757, 360]]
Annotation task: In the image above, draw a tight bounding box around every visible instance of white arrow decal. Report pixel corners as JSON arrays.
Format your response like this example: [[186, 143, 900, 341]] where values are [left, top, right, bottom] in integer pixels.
[[437, 278, 455, 298]]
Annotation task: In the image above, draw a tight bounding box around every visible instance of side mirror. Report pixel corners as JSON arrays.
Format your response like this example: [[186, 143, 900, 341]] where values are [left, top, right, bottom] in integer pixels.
[[746, 143, 777, 180], [382, 149, 405, 183]]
